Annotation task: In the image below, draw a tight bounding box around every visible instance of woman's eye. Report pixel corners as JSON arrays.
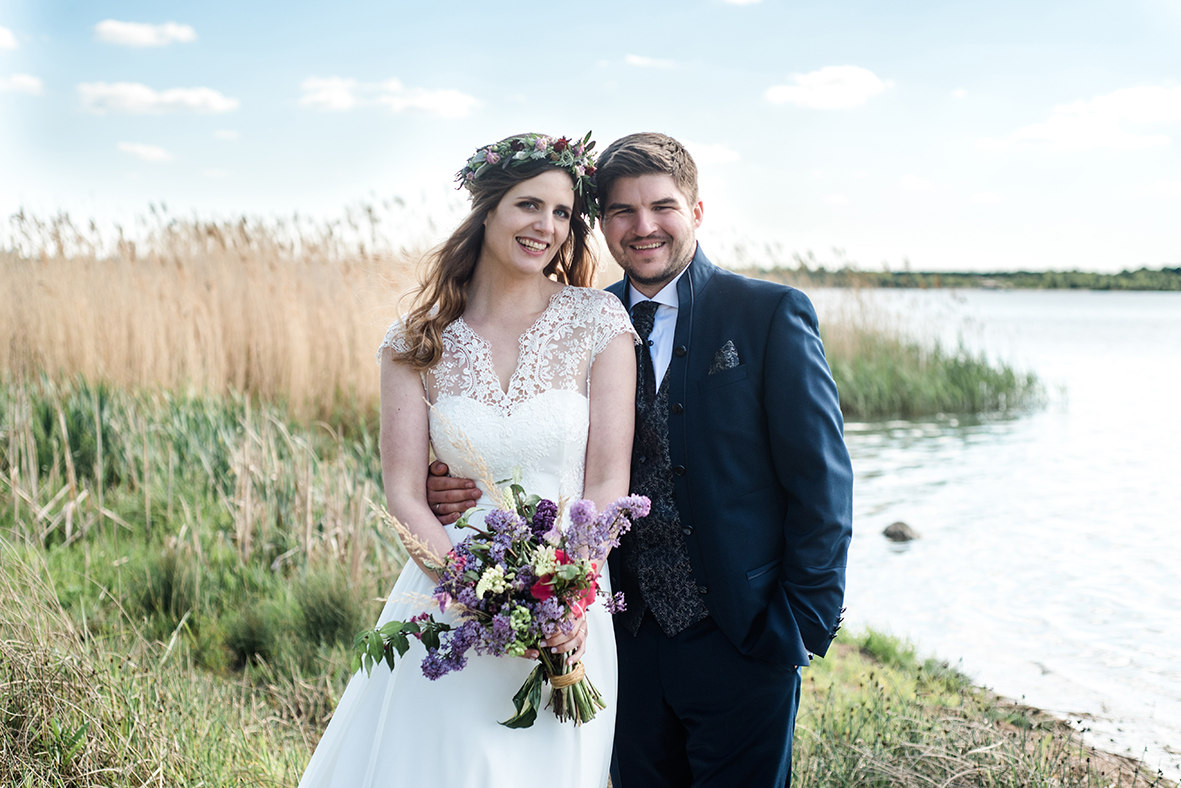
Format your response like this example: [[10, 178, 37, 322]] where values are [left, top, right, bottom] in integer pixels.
[[555, 208, 570, 219]]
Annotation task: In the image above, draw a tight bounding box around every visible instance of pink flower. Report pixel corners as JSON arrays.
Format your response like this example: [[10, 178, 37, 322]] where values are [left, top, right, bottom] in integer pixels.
[[433, 590, 453, 614], [533, 135, 552, 151], [531, 549, 574, 601], [531, 577, 554, 601], [484, 149, 500, 164]]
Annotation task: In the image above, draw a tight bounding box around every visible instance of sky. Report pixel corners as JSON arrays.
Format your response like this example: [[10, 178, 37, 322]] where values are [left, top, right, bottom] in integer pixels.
[[1, 0, 1180, 272]]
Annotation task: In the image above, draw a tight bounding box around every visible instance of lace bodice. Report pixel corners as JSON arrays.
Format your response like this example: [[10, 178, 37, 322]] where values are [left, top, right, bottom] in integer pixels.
[[378, 286, 637, 506]]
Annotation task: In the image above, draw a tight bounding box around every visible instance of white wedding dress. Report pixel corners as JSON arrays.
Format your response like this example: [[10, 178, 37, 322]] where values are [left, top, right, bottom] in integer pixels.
[[299, 286, 637, 788]]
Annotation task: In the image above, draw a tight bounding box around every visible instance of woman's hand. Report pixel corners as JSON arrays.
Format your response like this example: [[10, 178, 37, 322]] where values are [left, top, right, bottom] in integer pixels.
[[546, 615, 589, 666], [523, 615, 588, 665]]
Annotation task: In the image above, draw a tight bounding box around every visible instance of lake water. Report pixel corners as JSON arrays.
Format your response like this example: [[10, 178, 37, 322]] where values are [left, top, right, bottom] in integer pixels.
[[810, 288, 1181, 777]]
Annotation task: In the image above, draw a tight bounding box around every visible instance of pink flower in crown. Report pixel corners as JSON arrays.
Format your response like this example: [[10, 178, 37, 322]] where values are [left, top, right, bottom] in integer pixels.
[[533, 135, 552, 151], [484, 149, 500, 165]]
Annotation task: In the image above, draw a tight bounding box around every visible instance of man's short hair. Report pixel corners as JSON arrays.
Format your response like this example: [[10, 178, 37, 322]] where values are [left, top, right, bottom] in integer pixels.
[[596, 133, 699, 210]]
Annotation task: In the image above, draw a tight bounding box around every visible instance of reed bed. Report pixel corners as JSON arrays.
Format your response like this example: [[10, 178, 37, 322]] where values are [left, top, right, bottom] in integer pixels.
[[2, 209, 415, 423], [3, 210, 1041, 423]]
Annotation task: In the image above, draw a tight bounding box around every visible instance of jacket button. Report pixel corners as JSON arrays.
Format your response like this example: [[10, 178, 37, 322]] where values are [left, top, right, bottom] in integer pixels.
[[682, 527, 692, 536], [698, 585, 708, 595], [674, 345, 687, 357], [671, 403, 683, 415], [673, 465, 686, 476]]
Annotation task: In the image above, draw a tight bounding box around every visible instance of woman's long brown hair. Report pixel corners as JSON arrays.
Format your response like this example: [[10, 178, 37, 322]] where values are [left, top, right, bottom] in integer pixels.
[[393, 157, 599, 371]]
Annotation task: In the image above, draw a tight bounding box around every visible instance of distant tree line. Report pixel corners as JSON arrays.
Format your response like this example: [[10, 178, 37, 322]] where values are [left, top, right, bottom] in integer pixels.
[[742, 265, 1181, 291]]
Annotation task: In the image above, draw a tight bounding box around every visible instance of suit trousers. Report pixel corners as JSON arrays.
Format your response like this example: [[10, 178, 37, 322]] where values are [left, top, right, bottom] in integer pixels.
[[611, 613, 802, 788]]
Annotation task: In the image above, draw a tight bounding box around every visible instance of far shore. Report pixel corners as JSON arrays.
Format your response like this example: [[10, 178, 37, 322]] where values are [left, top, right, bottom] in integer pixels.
[[741, 264, 1181, 291]]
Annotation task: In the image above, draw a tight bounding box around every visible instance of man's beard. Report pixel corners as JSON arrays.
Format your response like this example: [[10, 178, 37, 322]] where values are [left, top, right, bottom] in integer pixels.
[[612, 237, 695, 289]]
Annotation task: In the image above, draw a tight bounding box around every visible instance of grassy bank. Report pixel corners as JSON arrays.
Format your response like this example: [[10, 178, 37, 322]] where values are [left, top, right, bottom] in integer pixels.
[[3, 210, 1041, 421], [1, 378, 1164, 787]]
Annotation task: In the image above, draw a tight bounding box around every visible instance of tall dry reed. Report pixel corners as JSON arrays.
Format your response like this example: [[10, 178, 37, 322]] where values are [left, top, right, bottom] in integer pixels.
[[3, 209, 419, 422]]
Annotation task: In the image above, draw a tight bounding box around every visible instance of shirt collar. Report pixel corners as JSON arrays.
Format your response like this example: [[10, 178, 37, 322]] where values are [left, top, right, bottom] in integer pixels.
[[628, 266, 688, 311]]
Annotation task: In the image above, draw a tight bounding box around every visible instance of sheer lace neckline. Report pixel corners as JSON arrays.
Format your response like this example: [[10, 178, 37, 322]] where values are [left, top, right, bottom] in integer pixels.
[[452, 286, 570, 399]]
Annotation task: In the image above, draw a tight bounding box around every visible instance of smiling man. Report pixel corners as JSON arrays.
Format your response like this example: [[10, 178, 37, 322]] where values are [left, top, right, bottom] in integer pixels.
[[594, 132, 852, 788], [428, 132, 852, 787]]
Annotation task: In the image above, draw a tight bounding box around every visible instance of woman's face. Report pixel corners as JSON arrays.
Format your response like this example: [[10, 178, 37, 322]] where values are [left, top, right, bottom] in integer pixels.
[[480, 169, 575, 279]]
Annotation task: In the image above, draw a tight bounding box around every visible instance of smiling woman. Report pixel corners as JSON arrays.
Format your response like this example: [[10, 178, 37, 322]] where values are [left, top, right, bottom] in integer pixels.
[[297, 132, 639, 788]]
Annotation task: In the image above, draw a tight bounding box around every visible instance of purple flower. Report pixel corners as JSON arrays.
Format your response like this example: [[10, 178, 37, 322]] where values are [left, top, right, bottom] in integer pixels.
[[485, 509, 530, 542], [485, 149, 500, 164], [421, 649, 450, 680], [569, 499, 597, 528], [531, 499, 558, 539], [604, 592, 627, 614]]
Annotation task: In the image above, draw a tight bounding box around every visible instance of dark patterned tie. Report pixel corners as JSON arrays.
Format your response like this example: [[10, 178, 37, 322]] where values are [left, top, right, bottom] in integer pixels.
[[631, 300, 659, 404]]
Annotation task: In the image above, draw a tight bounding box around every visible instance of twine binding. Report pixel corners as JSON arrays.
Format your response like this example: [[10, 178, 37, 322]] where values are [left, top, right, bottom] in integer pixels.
[[548, 661, 585, 689]]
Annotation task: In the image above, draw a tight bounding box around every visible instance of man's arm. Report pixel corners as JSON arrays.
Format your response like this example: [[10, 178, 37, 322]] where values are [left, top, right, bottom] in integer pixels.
[[753, 288, 854, 663], [425, 461, 480, 524]]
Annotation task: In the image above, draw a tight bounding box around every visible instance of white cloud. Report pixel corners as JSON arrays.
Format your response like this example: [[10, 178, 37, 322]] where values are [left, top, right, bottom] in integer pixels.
[[952, 87, 968, 99], [299, 77, 358, 110], [899, 174, 932, 191], [0, 73, 43, 94], [117, 142, 172, 162], [822, 194, 851, 206], [0, 25, 18, 49], [973, 192, 1004, 204], [625, 54, 676, 69], [684, 141, 740, 165], [299, 76, 480, 118], [94, 20, 196, 48], [213, 129, 239, 140], [79, 81, 239, 114], [766, 65, 891, 109], [984, 85, 1181, 151]]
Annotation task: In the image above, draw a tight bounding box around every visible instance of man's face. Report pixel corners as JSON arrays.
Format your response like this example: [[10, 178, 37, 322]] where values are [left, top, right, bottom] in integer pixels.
[[601, 174, 703, 297]]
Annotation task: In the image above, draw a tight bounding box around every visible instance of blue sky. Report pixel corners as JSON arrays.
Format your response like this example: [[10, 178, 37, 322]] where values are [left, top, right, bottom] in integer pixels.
[[2, 0, 1179, 271]]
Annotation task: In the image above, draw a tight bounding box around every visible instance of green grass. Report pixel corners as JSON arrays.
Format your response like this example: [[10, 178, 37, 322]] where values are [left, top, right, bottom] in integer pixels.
[[2, 376, 1162, 788], [822, 326, 1044, 421]]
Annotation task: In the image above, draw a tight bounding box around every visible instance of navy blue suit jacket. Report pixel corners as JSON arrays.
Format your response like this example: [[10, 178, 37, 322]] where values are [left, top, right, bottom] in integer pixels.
[[607, 245, 853, 667]]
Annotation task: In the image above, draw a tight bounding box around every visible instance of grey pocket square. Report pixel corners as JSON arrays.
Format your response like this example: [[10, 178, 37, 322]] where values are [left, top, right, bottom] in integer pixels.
[[708, 340, 741, 375]]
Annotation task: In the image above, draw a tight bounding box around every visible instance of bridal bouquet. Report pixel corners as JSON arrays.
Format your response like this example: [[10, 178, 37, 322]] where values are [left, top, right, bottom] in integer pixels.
[[352, 479, 649, 728]]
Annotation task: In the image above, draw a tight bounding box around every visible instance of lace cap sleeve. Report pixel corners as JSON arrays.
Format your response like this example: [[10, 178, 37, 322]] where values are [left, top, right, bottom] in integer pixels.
[[586, 289, 641, 359], [376, 320, 410, 364]]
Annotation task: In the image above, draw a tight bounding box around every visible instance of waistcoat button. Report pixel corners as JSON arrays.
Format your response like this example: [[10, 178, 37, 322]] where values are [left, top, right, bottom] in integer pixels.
[[671, 403, 683, 415], [673, 465, 686, 476], [674, 345, 687, 357]]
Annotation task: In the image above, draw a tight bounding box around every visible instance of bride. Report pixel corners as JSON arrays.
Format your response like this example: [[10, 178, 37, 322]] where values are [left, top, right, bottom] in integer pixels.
[[298, 133, 637, 788]]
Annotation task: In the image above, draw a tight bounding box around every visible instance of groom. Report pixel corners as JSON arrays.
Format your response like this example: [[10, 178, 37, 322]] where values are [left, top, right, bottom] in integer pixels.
[[430, 132, 852, 786]]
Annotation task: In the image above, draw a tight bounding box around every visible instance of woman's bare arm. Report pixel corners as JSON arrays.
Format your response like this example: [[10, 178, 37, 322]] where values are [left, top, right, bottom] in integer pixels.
[[380, 350, 454, 579], [544, 331, 636, 664], [582, 332, 637, 518]]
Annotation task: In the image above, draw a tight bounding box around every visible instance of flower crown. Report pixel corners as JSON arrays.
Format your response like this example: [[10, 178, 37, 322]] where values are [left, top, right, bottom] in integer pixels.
[[456, 132, 600, 227]]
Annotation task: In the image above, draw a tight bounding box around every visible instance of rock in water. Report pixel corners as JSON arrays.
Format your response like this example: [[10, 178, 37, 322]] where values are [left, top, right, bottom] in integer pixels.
[[883, 521, 920, 542]]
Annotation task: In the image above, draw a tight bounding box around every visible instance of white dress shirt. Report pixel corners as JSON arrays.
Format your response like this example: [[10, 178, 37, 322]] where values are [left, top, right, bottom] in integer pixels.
[[628, 268, 688, 390]]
